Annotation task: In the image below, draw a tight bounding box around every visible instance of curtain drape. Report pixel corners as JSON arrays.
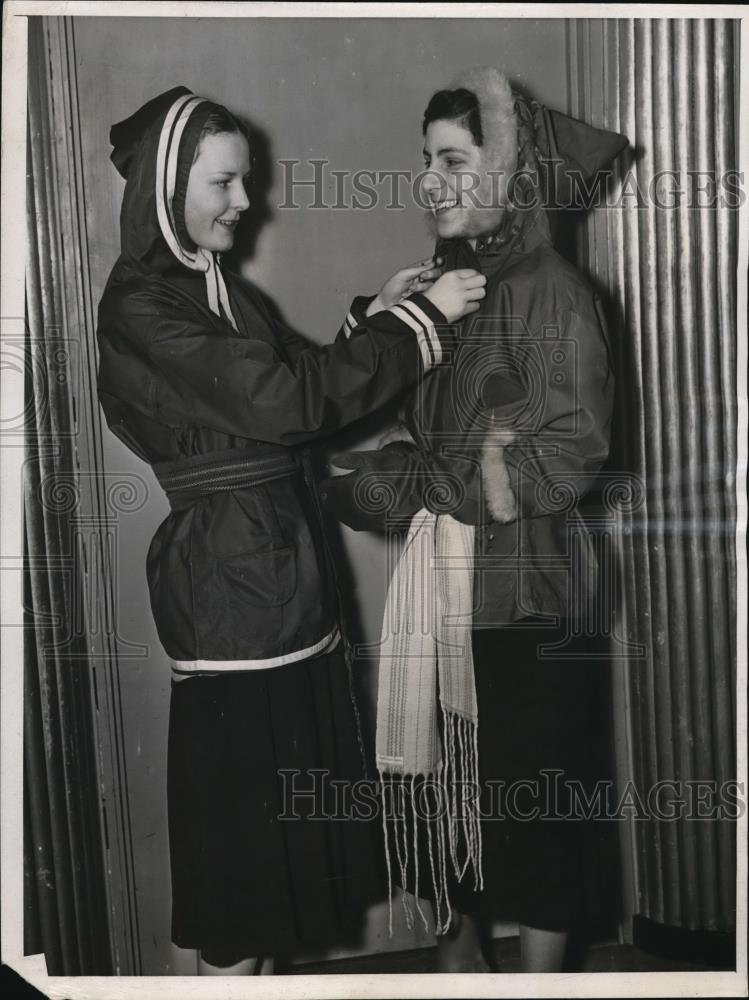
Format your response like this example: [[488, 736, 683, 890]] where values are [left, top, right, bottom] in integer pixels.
[[23, 17, 114, 975], [571, 17, 738, 938]]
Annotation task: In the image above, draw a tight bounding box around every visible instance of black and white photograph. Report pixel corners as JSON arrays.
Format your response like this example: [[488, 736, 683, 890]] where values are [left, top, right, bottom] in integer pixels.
[[1, 3, 747, 998]]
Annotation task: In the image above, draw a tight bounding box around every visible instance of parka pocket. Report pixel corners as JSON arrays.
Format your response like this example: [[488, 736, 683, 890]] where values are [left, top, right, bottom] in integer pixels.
[[218, 545, 297, 608], [205, 488, 286, 561]]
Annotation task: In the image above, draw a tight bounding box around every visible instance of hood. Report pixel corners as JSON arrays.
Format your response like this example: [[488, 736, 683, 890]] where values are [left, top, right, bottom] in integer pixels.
[[436, 66, 629, 269], [449, 66, 629, 212], [104, 87, 239, 327]]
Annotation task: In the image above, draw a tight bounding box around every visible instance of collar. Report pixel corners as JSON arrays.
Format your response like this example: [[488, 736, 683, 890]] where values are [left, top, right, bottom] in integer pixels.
[[436, 200, 549, 277]]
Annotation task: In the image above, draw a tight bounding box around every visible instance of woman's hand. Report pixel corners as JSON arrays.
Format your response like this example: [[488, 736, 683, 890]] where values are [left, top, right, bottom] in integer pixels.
[[422, 269, 486, 323], [366, 257, 444, 316]]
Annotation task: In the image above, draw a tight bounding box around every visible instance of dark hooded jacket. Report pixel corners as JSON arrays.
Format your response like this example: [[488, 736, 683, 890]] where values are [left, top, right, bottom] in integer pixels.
[[321, 96, 626, 628], [96, 88, 448, 666]]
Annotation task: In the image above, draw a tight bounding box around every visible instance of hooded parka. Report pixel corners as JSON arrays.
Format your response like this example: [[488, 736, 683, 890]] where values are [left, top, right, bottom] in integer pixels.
[[321, 82, 627, 628], [96, 88, 449, 669]]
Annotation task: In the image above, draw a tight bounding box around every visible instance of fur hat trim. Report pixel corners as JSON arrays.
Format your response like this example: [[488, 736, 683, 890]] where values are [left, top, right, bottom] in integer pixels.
[[449, 66, 518, 177]]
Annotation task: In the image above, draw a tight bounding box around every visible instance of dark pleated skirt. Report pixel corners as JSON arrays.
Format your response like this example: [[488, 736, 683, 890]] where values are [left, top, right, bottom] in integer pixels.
[[390, 618, 609, 931], [167, 647, 384, 963]]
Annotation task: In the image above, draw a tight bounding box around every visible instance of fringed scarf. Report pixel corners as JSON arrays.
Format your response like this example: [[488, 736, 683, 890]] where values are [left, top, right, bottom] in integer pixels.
[[376, 509, 483, 936]]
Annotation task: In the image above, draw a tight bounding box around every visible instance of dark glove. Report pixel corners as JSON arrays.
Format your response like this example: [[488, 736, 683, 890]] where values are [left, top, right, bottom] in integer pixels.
[[318, 445, 422, 532], [318, 443, 482, 531], [318, 471, 391, 532]]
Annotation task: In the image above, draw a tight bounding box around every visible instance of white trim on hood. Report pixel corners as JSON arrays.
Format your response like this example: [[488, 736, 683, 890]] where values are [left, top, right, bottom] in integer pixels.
[[155, 92, 239, 332]]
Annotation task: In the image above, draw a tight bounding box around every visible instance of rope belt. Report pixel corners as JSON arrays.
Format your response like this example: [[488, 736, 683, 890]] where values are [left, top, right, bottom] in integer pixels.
[[153, 446, 299, 507]]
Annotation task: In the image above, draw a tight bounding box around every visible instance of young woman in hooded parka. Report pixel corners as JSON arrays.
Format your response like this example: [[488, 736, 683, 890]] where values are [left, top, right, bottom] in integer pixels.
[[96, 87, 486, 972]]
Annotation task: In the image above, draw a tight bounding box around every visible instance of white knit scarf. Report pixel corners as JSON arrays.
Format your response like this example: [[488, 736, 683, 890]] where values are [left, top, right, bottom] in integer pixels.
[[376, 509, 483, 936]]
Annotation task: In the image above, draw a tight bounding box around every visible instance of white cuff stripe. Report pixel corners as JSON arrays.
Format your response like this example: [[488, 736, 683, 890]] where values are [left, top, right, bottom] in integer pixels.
[[389, 302, 422, 335], [342, 310, 357, 339], [400, 300, 433, 332], [398, 300, 443, 366], [390, 303, 436, 370], [415, 330, 434, 369]]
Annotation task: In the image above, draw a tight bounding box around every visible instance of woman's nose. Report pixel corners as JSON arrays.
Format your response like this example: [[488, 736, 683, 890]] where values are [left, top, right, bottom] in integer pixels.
[[422, 170, 440, 193], [420, 169, 449, 204], [233, 181, 250, 212]]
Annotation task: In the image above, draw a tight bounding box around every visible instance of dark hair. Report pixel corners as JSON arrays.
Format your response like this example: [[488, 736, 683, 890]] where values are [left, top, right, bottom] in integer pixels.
[[422, 88, 483, 146], [192, 107, 248, 164]]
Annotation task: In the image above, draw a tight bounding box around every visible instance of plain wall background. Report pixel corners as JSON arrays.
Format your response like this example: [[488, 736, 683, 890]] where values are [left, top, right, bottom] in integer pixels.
[[75, 14, 571, 974]]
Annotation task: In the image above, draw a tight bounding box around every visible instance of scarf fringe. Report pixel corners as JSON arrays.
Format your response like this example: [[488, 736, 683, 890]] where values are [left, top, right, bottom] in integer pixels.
[[379, 709, 483, 938]]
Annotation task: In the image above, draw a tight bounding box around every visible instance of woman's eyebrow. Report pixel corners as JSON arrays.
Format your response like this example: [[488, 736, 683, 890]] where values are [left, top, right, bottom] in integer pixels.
[[422, 147, 467, 158]]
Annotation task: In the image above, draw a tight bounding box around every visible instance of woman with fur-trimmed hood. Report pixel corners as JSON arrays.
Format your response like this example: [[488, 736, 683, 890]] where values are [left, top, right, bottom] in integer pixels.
[[322, 67, 627, 972]]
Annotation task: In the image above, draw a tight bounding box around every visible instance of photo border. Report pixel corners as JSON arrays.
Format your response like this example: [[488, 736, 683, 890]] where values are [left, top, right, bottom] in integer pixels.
[[2, 3, 747, 998]]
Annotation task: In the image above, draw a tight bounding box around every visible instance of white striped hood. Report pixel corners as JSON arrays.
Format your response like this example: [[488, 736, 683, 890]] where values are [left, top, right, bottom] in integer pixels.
[[107, 87, 238, 329]]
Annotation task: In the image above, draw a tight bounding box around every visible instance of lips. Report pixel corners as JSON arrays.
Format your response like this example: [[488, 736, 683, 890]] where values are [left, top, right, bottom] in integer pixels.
[[216, 218, 239, 229]]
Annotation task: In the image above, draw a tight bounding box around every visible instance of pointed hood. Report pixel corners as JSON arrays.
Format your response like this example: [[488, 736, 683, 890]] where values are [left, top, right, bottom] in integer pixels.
[[449, 66, 628, 227], [448, 65, 629, 213], [104, 87, 239, 328], [434, 66, 629, 272]]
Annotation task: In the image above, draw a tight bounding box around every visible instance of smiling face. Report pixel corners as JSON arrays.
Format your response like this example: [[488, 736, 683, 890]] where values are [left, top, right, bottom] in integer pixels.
[[422, 119, 506, 240], [184, 131, 251, 252]]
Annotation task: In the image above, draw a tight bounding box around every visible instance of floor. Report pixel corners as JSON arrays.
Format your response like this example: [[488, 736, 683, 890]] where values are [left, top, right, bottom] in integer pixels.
[[288, 936, 726, 975]]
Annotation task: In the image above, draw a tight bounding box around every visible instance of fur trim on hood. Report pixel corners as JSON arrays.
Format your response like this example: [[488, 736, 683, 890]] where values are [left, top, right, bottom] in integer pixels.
[[445, 65, 629, 212], [449, 66, 518, 178]]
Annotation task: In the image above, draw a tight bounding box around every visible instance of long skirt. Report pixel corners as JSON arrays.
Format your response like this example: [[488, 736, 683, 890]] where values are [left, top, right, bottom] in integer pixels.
[[167, 647, 384, 964], [387, 617, 610, 932]]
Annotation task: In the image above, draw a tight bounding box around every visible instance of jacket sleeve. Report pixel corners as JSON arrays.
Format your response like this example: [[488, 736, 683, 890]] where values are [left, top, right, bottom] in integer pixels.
[[481, 301, 614, 521], [109, 289, 449, 447], [272, 295, 376, 359], [319, 441, 492, 530], [335, 295, 377, 343], [321, 297, 613, 529]]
